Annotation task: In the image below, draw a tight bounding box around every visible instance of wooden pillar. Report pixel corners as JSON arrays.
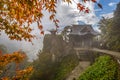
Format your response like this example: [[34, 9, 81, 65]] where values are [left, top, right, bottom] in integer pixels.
[[76, 50, 80, 61], [52, 53, 55, 62], [82, 41, 84, 48]]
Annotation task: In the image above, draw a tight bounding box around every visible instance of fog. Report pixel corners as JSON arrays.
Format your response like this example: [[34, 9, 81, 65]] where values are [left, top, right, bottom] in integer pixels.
[[0, 1, 99, 61]]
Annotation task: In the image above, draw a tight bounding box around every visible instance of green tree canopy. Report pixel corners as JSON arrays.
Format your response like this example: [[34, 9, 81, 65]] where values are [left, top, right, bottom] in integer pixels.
[[99, 2, 120, 51]]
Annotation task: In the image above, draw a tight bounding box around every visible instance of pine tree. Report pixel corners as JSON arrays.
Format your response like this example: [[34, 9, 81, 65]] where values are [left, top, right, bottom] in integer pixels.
[[108, 2, 120, 51]]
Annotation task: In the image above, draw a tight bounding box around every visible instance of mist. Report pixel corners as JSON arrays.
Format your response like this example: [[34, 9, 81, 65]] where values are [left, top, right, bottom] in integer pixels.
[[0, 1, 100, 61], [0, 3, 77, 61]]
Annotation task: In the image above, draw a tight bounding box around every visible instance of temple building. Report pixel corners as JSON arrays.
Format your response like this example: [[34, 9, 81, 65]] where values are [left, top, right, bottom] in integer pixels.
[[64, 25, 99, 48]]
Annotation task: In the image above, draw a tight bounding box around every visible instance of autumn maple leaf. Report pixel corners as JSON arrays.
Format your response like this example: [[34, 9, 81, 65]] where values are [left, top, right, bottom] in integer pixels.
[[91, 0, 96, 3], [85, 8, 90, 13], [77, 3, 85, 11], [79, 6, 85, 11], [40, 31, 44, 35], [77, 3, 81, 8], [38, 25, 43, 30], [83, 0, 88, 3]]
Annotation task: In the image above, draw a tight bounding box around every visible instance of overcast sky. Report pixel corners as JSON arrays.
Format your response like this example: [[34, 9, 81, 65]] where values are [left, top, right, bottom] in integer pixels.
[[0, 0, 119, 61]]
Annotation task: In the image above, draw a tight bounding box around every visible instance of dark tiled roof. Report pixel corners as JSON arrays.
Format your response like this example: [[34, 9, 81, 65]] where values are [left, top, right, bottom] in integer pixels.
[[68, 25, 98, 36]]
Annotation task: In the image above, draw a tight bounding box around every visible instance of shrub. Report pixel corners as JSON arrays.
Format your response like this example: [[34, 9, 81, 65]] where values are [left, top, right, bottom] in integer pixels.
[[78, 55, 119, 80]]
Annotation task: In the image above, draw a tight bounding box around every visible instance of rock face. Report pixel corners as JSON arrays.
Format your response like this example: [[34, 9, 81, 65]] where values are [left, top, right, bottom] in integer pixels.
[[42, 34, 75, 62], [41, 34, 97, 80]]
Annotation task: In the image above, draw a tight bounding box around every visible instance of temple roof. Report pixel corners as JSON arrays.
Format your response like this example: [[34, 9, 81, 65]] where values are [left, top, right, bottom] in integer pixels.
[[68, 25, 99, 36]]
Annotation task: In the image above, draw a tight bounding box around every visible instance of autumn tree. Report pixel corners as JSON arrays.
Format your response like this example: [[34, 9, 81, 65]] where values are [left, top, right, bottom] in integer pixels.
[[0, 44, 8, 54], [0, 0, 102, 80], [0, 0, 102, 41], [0, 51, 33, 80]]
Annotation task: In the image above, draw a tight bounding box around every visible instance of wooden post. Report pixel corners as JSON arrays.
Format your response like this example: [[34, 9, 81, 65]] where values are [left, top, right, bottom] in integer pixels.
[[76, 50, 80, 61], [52, 53, 55, 62]]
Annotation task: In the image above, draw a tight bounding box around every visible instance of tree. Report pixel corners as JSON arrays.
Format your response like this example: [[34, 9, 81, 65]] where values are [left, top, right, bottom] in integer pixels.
[[108, 2, 120, 51], [0, 0, 102, 79], [0, 44, 8, 54], [99, 2, 120, 51], [0, 0, 102, 41], [0, 51, 33, 80], [30, 50, 79, 80], [98, 17, 113, 49]]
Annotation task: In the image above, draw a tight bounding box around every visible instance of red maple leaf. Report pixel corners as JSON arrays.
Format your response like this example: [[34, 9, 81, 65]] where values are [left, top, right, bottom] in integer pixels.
[[40, 31, 44, 35], [38, 25, 43, 30], [83, 0, 88, 3], [56, 25, 59, 28], [85, 8, 90, 13], [77, 3, 81, 9], [91, 0, 96, 3], [56, 19, 59, 23], [0, 50, 2, 56], [79, 6, 85, 11]]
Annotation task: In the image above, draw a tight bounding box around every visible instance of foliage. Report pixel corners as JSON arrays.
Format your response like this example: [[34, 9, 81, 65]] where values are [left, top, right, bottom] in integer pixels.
[[0, 0, 102, 79], [0, 51, 33, 80], [99, 17, 113, 40], [30, 51, 79, 80], [0, 44, 8, 54], [98, 17, 113, 49], [78, 55, 119, 80], [30, 52, 55, 80], [30, 34, 78, 80], [108, 2, 120, 51], [0, 0, 102, 41], [99, 2, 120, 51], [54, 53, 79, 80]]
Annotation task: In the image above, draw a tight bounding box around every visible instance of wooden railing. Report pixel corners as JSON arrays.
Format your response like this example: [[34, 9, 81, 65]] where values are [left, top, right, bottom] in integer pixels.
[[74, 48, 120, 58]]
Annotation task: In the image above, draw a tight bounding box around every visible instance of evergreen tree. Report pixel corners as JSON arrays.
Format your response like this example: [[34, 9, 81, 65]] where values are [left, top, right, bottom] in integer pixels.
[[108, 2, 120, 51], [99, 2, 120, 51]]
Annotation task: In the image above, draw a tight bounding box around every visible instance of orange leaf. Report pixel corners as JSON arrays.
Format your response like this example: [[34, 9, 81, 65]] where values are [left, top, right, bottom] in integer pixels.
[[91, 0, 96, 3], [56, 19, 59, 23], [38, 25, 43, 30], [50, 14, 55, 20], [40, 31, 44, 35], [83, 0, 88, 3], [85, 8, 90, 13], [79, 6, 85, 11], [77, 3, 85, 11], [0, 50, 2, 56], [77, 3, 81, 8], [1, 77, 9, 80]]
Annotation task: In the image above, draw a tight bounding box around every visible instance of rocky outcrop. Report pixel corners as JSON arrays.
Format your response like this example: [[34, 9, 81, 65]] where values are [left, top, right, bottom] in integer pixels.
[[42, 34, 75, 62]]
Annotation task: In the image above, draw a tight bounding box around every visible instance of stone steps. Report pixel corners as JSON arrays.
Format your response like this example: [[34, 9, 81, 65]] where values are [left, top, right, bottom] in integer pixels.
[[66, 61, 90, 80]]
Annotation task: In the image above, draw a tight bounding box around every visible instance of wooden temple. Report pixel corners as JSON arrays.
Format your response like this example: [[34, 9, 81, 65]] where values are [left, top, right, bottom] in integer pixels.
[[66, 25, 99, 48]]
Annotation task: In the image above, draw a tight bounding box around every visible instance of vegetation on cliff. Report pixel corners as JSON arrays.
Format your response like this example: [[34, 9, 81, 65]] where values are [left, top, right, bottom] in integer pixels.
[[30, 51, 79, 80], [30, 34, 79, 80]]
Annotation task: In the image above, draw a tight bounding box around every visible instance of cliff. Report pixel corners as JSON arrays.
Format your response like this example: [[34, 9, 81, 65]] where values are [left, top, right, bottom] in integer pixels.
[[42, 34, 75, 61]]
